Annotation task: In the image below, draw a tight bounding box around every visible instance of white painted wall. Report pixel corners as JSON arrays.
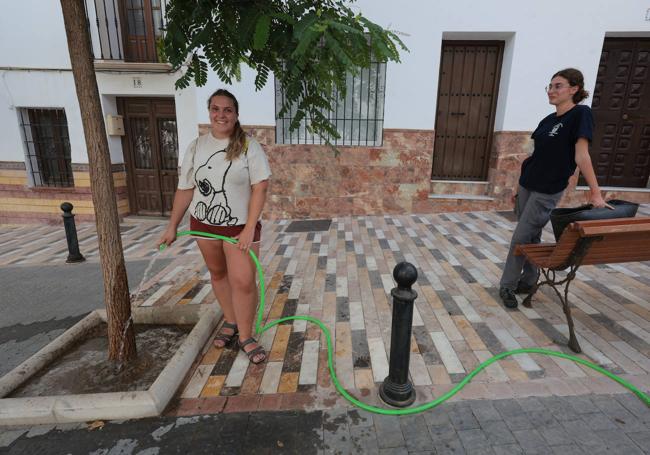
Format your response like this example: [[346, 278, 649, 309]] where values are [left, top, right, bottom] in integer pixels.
[[96, 71, 197, 159], [0, 1, 194, 165], [1, 0, 649, 168], [195, 71, 276, 128], [0, 70, 86, 164], [0, 0, 70, 69], [200, 0, 650, 131], [0, 70, 188, 166], [99, 95, 125, 164], [354, 0, 650, 130]]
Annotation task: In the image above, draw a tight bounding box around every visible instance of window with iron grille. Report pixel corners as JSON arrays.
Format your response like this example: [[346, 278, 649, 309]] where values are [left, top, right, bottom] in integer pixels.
[[274, 62, 386, 146], [19, 108, 74, 187], [85, 0, 164, 62]]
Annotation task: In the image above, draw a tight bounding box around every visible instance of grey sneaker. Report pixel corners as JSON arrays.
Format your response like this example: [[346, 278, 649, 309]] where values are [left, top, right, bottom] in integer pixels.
[[499, 287, 518, 309]]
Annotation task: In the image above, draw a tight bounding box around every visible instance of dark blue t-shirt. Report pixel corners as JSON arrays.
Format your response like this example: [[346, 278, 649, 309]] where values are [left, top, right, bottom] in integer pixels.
[[519, 104, 593, 194]]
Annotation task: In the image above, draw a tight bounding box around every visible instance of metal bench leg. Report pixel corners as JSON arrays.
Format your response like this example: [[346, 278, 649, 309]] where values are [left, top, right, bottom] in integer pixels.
[[522, 285, 537, 308], [521, 237, 597, 352], [522, 270, 548, 308], [524, 267, 582, 353], [562, 289, 581, 353], [548, 266, 582, 353]]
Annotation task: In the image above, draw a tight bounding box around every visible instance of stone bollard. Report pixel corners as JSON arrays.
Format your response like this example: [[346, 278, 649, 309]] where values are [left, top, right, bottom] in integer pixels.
[[379, 262, 418, 407], [60, 202, 85, 263]]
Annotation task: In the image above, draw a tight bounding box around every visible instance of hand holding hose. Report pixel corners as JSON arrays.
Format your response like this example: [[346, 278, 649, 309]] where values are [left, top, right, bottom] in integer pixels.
[[157, 225, 178, 250], [234, 225, 255, 252]]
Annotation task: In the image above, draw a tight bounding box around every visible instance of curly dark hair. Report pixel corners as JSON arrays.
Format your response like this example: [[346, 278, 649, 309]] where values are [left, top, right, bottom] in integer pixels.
[[552, 68, 589, 104]]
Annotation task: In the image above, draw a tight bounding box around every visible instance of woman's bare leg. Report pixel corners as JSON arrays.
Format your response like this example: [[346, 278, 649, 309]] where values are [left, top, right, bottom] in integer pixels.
[[222, 242, 264, 362], [196, 239, 236, 346]]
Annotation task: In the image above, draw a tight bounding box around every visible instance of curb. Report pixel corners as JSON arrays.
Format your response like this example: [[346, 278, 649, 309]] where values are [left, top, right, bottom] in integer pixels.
[[0, 305, 220, 425]]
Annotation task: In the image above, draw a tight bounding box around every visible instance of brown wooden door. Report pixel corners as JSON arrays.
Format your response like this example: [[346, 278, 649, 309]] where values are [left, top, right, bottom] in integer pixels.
[[588, 38, 650, 188], [120, 98, 178, 216], [432, 41, 504, 180], [119, 0, 162, 62]]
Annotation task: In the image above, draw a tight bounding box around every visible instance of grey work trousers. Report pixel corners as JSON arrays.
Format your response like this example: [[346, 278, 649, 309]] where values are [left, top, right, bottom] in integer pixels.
[[499, 185, 564, 290]]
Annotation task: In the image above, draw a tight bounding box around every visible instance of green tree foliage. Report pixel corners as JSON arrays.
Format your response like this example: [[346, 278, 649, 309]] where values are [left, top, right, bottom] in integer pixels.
[[163, 0, 406, 144]]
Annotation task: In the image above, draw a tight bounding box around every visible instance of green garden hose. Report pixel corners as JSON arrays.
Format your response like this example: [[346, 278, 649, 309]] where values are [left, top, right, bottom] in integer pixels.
[[160, 230, 650, 414]]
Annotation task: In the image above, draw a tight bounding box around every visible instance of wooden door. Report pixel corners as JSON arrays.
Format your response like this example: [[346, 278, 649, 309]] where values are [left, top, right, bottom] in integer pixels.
[[119, 0, 161, 62], [589, 38, 650, 188], [120, 98, 178, 216], [157, 115, 179, 214], [432, 41, 504, 180]]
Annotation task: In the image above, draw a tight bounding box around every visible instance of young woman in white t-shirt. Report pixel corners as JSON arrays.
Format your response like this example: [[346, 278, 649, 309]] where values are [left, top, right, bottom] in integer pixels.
[[158, 89, 271, 364]]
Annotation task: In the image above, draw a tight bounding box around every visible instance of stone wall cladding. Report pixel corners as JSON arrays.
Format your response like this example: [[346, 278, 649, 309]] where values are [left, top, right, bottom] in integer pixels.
[[205, 125, 435, 219], [488, 131, 534, 206], [488, 131, 650, 208], [561, 180, 650, 206], [3, 127, 649, 225], [219, 126, 648, 218]]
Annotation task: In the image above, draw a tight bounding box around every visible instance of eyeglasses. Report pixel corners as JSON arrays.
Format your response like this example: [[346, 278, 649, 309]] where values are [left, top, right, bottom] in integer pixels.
[[545, 83, 570, 93]]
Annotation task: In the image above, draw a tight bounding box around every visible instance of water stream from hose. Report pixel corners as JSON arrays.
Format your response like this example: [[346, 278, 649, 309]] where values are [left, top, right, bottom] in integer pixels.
[[115, 250, 163, 366]]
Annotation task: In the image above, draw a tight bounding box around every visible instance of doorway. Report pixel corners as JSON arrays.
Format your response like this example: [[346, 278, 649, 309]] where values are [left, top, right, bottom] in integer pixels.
[[432, 41, 504, 181], [119, 97, 178, 216], [588, 38, 650, 188]]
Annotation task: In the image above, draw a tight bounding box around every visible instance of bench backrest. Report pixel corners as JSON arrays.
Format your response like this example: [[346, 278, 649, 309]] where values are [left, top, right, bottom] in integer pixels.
[[545, 217, 650, 269]]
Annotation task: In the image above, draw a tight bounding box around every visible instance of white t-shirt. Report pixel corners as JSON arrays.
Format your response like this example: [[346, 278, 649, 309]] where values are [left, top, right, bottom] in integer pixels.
[[177, 133, 271, 226]]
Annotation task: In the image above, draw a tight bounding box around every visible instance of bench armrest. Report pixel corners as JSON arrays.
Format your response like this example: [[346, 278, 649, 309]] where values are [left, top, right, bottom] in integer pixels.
[[578, 221, 650, 237]]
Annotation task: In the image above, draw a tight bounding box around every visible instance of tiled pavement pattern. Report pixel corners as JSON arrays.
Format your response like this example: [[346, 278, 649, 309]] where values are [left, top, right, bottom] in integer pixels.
[[0, 219, 188, 266], [1, 206, 649, 415], [173, 206, 650, 412], [1, 394, 649, 454]]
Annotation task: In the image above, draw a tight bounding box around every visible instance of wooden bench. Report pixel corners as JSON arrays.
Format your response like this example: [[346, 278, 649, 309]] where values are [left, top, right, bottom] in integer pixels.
[[515, 217, 650, 353]]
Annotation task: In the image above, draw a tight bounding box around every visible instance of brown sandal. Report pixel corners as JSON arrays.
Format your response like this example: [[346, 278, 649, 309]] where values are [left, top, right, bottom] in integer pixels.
[[213, 322, 238, 348], [239, 337, 267, 364]]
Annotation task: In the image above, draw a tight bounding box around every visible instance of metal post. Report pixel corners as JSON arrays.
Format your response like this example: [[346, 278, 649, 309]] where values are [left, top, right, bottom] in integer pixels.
[[379, 262, 417, 407], [60, 202, 85, 263]]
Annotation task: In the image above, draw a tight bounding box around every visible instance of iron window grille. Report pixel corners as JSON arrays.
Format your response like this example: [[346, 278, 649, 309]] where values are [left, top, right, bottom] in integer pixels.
[[274, 62, 386, 146], [19, 108, 74, 188], [85, 0, 164, 62]]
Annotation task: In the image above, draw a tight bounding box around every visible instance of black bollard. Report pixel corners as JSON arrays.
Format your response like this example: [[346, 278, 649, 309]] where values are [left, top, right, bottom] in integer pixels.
[[60, 202, 85, 263], [379, 262, 418, 407]]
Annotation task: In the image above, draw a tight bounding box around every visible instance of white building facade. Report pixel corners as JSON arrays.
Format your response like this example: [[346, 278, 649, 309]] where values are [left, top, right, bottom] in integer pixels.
[[1, 0, 649, 223]]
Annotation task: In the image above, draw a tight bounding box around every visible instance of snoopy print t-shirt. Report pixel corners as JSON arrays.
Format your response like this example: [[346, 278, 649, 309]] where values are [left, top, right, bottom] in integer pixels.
[[177, 133, 271, 226]]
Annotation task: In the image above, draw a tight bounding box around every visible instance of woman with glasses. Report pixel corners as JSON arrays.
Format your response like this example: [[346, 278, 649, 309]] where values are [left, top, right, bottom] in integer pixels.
[[499, 68, 610, 309]]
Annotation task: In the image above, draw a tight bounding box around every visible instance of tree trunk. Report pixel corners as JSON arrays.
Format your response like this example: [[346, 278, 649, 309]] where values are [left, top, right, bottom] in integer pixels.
[[60, 0, 137, 361]]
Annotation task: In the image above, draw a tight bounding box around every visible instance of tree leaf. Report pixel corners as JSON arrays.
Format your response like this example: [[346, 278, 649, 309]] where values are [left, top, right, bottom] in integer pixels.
[[164, 0, 408, 144], [253, 15, 271, 50]]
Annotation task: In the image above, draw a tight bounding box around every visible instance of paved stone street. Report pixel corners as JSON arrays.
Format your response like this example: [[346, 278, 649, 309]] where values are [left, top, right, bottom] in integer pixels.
[[0, 217, 177, 377], [0, 394, 650, 455], [1, 207, 649, 453], [1, 394, 649, 454]]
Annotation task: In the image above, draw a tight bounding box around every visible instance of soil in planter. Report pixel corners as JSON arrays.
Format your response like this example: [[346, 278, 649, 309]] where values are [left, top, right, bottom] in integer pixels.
[[9, 324, 192, 397]]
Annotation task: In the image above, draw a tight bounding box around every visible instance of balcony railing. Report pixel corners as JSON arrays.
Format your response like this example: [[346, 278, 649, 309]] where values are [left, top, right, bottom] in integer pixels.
[[85, 0, 165, 63]]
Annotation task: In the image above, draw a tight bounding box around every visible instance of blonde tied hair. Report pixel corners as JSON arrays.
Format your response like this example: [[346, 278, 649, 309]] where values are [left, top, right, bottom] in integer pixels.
[[207, 89, 248, 161]]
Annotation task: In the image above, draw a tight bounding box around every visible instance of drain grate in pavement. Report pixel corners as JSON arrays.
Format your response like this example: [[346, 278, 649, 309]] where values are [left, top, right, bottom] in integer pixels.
[[285, 219, 332, 233]]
